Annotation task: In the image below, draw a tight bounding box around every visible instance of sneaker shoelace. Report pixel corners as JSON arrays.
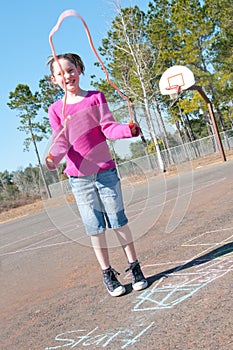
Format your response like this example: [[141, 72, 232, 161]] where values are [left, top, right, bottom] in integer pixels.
[[125, 261, 145, 284], [103, 268, 121, 292]]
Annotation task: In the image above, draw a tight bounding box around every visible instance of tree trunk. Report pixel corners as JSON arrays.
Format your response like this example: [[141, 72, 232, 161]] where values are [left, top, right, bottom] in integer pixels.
[[153, 100, 175, 165], [29, 120, 51, 198]]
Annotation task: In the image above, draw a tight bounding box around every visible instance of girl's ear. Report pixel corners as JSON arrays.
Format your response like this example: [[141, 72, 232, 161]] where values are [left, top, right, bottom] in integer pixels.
[[77, 66, 82, 75], [51, 76, 57, 84]]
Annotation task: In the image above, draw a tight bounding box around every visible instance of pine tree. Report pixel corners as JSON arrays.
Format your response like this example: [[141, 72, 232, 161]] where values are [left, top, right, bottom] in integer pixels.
[[7, 84, 51, 198]]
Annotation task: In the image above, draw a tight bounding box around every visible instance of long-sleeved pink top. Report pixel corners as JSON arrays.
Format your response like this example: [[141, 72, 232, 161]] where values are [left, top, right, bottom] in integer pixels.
[[47, 90, 139, 177]]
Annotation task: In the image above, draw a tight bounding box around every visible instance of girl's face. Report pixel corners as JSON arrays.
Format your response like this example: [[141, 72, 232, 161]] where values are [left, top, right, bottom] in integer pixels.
[[51, 58, 81, 93]]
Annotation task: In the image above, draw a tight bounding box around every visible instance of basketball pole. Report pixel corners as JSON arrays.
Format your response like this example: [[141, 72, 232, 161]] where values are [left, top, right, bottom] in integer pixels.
[[188, 85, 226, 162]]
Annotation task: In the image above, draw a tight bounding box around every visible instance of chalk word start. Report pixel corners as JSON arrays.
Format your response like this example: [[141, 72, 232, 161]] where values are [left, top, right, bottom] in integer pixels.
[[45, 322, 154, 349]]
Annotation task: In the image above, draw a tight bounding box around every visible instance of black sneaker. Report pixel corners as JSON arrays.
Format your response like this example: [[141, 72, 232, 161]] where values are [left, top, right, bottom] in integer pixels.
[[103, 267, 126, 297], [126, 260, 148, 291]]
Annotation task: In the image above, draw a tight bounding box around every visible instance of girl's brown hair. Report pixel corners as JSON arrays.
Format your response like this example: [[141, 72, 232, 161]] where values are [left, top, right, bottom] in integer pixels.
[[47, 53, 85, 75]]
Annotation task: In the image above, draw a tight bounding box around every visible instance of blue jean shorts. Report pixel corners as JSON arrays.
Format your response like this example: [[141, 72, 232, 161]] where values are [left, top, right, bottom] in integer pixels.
[[69, 168, 128, 235]]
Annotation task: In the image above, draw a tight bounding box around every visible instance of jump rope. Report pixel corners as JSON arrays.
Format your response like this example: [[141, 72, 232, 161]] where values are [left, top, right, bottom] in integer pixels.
[[47, 9, 134, 159]]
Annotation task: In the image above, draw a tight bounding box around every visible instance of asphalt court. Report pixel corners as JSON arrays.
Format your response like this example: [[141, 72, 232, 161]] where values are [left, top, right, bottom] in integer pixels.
[[0, 160, 233, 349]]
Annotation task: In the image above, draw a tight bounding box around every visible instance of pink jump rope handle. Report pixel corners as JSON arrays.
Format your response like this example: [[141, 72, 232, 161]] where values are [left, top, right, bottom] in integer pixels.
[[46, 153, 54, 161], [129, 121, 134, 129]]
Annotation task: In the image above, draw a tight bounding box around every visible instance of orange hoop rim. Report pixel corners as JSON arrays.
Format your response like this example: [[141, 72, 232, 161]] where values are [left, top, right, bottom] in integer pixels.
[[165, 85, 181, 92]]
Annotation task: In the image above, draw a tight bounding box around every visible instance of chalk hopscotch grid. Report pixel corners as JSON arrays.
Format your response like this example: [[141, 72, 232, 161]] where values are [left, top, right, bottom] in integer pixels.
[[132, 229, 233, 312], [132, 260, 232, 311]]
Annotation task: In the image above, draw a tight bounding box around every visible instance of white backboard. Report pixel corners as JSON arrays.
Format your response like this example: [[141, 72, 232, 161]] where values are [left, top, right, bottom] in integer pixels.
[[159, 65, 195, 95]]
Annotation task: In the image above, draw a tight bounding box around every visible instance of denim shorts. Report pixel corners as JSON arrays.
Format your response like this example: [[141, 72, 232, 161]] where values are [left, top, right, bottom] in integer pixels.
[[69, 168, 128, 235]]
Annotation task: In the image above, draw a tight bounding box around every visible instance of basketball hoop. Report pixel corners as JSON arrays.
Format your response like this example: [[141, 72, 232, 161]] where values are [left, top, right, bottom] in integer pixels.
[[159, 66, 195, 100], [165, 85, 181, 100]]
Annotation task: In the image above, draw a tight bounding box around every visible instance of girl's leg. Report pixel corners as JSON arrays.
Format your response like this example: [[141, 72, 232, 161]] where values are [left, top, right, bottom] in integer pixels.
[[114, 224, 137, 263], [91, 232, 126, 297], [114, 224, 148, 291], [90, 232, 110, 270]]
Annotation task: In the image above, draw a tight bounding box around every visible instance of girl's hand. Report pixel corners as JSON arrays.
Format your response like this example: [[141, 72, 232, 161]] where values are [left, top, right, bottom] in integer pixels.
[[46, 154, 56, 170], [129, 121, 139, 136]]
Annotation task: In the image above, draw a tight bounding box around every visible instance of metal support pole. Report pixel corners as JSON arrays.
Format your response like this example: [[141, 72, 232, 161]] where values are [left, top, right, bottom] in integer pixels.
[[188, 85, 226, 162]]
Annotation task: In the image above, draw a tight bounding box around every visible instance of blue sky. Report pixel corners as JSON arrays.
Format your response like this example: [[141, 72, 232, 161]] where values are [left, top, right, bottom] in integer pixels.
[[0, 0, 149, 173]]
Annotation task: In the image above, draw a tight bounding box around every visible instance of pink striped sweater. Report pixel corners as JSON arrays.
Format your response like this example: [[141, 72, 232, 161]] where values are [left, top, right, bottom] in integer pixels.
[[48, 90, 139, 176]]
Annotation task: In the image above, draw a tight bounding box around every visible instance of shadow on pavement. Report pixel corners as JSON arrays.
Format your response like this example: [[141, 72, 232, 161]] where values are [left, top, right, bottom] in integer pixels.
[[147, 242, 233, 288]]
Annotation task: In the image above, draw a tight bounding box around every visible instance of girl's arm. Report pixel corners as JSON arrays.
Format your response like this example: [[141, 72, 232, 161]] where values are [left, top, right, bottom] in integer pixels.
[[45, 106, 69, 171], [98, 92, 140, 140]]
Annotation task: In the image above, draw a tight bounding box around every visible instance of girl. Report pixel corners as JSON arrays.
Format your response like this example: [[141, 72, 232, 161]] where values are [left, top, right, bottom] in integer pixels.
[[46, 53, 148, 296]]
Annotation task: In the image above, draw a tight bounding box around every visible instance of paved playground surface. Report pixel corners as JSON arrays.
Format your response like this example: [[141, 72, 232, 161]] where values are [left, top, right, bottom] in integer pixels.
[[1, 160, 233, 349]]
